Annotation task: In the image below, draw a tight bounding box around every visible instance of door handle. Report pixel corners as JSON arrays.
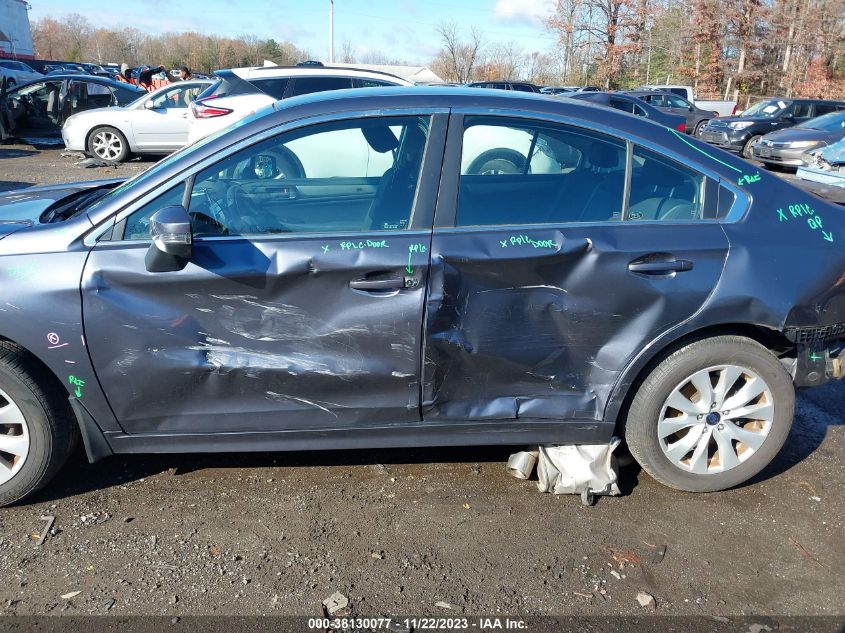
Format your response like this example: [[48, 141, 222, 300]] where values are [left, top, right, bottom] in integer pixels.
[[628, 258, 694, 274], [349, 276, 406, 291]]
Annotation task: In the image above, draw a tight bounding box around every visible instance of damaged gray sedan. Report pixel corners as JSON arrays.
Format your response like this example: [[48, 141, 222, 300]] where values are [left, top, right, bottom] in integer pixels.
[[1, 87, 844, 506]]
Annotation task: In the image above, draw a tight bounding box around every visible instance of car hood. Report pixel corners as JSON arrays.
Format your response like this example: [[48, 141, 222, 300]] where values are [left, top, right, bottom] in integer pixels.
[[761, 127, 842, 144], [0, 179, 124, 232]]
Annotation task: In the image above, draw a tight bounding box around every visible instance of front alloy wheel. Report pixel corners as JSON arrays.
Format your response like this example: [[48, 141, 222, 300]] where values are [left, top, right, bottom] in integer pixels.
[[92, 131, 123, 160], [0, 386, 30, 486], [87, 126, 130, 162]]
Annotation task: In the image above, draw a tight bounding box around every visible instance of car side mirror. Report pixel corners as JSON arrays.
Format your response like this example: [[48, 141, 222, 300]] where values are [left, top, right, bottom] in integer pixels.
[[688, 105, 694, 112], [145, 205, 192, 272]]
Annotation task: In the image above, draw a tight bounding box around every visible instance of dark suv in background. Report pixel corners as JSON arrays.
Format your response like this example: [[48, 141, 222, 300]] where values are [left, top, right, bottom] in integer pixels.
[[700, 98, 845, 158]]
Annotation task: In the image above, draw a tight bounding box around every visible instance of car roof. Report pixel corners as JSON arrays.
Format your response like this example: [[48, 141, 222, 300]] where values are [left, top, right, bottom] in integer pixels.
[[229, 65, 411, 85], [11, 74, 146, 91]]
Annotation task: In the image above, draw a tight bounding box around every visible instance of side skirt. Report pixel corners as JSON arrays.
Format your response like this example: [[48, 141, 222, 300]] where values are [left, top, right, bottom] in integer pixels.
[[104, 419, 615, 455]]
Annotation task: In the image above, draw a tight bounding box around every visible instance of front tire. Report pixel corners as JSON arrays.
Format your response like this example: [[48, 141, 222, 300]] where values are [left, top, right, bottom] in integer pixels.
[[693, 120, 709, 137], [87, 126, 130, 162], [625, 336, 794, 492], [742, 135, 763, 159], [0, 343, 75, 507]]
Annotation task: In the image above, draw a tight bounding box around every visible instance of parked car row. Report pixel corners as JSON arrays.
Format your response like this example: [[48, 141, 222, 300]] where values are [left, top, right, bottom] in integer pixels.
[[1, 86, 844, 507], [700, 97, 845, 160]]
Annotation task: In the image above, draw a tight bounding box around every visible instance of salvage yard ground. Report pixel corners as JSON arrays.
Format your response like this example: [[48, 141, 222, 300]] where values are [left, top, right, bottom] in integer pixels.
[[0, 145, 842, 618]]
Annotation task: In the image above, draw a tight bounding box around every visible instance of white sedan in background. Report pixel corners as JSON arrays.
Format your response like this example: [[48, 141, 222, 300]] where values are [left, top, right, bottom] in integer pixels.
[[61, 79, 212, 162]]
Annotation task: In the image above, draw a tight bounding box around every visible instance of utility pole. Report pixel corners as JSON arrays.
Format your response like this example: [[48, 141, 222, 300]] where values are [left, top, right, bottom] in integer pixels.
[[329, 0, 334, 63]]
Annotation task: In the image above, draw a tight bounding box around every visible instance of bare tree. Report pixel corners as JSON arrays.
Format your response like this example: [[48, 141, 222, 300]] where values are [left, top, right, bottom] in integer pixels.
[[340, 39, 356, 63], [433, 21, 484, 83]]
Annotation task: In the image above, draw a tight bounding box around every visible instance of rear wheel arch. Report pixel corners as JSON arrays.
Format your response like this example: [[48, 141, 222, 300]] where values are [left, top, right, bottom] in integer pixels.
[[607, 323, 795, 434]]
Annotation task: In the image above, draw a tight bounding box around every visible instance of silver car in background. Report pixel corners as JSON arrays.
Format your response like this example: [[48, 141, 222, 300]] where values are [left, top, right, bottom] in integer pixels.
[[753, 110, 845, 170], [61, 79, 212, 162]]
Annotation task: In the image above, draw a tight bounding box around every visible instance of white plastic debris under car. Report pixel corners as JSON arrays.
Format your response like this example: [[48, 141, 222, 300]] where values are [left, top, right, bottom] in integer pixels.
[[507, 438, 622, 505]]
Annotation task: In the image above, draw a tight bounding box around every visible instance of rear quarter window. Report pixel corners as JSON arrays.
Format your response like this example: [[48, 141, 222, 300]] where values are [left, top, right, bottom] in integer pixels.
[[248, 77, 290, 99]]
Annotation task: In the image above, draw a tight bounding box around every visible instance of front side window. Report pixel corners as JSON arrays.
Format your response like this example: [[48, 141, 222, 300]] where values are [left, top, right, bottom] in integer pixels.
[[149, 84, 195, 109], [165, 116, 431, 237], [790, 102, 813, 118], [640, 93, 664, 107], [665, 94, 692, 109], [628, 146, 704, 221], [124, 182, 187, 240], [457, 118, 626, 226]]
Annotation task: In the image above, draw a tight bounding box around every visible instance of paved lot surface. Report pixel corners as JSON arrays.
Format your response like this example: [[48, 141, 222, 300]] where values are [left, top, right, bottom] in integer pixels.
[[0, 146, 842, 619]]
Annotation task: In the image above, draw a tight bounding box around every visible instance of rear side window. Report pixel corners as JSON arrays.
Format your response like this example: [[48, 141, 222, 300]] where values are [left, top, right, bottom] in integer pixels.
[[457, 118, 626, 226], [289, 76, 353, 97], [815, 103, 837, 115], [511, 84, 535, 92], [249, 77, 290, 99], [628, 146, 704, 221], [355, 78, 395, 88]]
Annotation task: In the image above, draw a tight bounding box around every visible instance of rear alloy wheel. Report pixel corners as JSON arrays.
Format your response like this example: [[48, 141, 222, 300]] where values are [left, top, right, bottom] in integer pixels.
[[742, 135, 763, 159], [87, 126, 129, 163], [625, 336, 794, 492], [0, 343, 75, 507]]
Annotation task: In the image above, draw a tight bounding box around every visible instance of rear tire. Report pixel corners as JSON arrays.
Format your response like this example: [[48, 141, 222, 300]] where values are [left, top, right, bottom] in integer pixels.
[[87, 126, 130, 163], [0, 343, 75, 507], [625, 336, 794, 492]]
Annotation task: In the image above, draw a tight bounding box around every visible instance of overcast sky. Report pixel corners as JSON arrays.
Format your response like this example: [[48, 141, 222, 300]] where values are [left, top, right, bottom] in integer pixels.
[[29, 0, 559, 64]]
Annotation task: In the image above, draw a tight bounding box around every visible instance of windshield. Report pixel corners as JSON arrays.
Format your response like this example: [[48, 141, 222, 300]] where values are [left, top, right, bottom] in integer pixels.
[[742, 99, 790, 118], [85, 103, 278, 215], [797, 111, 845, 132]]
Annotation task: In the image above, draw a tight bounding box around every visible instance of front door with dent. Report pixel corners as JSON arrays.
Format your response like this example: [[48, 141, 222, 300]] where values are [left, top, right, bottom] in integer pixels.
[[82, 113, 445, 434]]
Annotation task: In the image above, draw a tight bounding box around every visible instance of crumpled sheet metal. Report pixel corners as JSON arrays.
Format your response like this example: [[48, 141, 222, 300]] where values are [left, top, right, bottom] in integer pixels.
[[818, 137, 845, 165], [507, 438, 622, 500]]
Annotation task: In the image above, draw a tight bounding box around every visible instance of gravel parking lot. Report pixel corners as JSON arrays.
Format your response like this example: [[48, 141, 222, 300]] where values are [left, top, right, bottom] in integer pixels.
[[0, 145, 843, 620]]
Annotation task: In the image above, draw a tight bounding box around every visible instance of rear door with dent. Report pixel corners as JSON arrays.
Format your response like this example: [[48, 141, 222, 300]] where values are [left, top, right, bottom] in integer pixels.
[[422, 113, 731, 440]]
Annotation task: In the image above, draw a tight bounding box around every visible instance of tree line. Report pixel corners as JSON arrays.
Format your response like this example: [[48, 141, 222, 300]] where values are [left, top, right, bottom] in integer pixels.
[[434, 0, 845, 102], [31, 15, 310, 72], [30, 2, 845, 103]]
